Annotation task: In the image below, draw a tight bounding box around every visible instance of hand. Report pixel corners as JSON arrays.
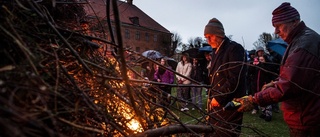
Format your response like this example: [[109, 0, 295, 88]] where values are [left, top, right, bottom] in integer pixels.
[[253, 58, 259, 65], [261, 81, 275, 91], [233, 95, 255, 112]]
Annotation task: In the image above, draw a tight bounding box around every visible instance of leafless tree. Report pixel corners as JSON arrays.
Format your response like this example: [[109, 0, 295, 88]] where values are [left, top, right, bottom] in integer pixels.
[[171, 32, 183, 55], [253, 32, 273, 49], [187, 37, 203, 49]]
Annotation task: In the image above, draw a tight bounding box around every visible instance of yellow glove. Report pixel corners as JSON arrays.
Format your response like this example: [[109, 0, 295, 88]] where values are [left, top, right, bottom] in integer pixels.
[[223, 100, 241, 111], [261, 81, 275, 91], [233, 95, 255, 112]]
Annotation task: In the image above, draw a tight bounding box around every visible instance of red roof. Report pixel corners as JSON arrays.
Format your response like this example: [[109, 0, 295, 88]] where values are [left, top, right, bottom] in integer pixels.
[[85, 0, 170, 33]]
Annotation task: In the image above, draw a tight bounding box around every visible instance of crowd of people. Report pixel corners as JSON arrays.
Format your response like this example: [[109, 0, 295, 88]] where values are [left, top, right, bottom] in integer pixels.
[[247, 46, 281, 122], [139, 2, 320, 137], [142, 53, 208, 111]]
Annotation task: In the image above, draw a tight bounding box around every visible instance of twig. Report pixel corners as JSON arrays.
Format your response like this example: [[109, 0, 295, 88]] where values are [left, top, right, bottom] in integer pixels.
[[28, 0, 93, 74], [58, 117, 104, 135]]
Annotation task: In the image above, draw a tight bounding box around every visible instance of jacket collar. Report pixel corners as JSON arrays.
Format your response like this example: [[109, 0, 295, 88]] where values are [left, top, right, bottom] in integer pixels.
[[215, 37, 226, 54], [215, 37, 229, 54], [211, 37, 230, 69], [285, 21, 306, 44]]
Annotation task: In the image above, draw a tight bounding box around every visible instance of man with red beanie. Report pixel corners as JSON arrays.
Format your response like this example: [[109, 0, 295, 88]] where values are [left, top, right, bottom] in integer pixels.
[[234, 2, 320, 136], [204, 18, 247, 137]]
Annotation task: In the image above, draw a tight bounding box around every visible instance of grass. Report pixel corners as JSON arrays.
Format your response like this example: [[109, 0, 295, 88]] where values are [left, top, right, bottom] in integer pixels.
[[170, 87, 290, 137], [241, 109, 289, 137]]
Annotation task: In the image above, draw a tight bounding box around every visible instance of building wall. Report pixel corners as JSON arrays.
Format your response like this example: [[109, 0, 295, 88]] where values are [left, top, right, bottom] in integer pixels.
[[121, 23, 171, 54], [84, 0, 172, 56]]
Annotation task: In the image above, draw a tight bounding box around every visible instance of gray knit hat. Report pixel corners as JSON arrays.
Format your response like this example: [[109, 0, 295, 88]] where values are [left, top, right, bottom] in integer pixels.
[[204, 18, 225, 37], [256, 46, 264, 52]]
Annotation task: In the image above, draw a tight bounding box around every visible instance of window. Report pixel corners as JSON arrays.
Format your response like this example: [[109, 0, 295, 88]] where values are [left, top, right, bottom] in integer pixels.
[[154, 34, 157, 42], [135, 31, 140, 40], [136, 47, 140, 52], [125, 29, 130, 39], [145, 33, 149, 42], [129, 17, 140, 25]]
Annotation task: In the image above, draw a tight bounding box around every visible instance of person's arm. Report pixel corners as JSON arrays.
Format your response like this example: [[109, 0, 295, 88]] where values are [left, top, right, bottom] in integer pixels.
[[179, 63, 192, 83], [154, 70, 159, 82], [185, 63, 192, 78], [180, 63, 192, 83], [255, 48, 317, 106], [175, 62, 182, 81], [169, 69, 175, 84]]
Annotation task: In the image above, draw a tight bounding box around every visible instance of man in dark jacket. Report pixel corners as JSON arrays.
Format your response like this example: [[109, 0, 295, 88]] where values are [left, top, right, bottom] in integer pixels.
[[235, 2, 320, 136], [204, 18, 247, 137]]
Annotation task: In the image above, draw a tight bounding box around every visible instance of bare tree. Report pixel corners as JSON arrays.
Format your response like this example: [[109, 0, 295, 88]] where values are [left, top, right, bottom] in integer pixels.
[[181, 43, 188, 51], [253, 32, 272, 49], [171, 32, 183, 55], [187, 37, 204, 49], [272, 33, 280, 39], [194, 37, 203, 48], [187, 37, 195, 48]]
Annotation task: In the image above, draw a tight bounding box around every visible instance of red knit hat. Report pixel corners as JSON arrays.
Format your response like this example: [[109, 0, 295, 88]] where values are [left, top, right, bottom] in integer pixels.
[[272, 2, 300, 26]]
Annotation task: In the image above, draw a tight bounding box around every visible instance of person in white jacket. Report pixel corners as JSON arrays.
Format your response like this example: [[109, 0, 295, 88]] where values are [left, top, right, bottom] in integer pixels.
[[175, 53, 192, 111]]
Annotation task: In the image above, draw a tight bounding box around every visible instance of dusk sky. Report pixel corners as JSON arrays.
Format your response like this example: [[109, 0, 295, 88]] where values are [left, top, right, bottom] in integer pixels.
[[130, 0, 320, 50]]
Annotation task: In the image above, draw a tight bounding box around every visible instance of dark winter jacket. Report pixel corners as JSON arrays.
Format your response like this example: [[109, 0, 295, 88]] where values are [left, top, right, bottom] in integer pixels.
[[255, 21, 320, 130], [207, 37, 247, 137], [267, 51, 283, 80], [190, 63, 204, 83], [209, 37, 247, 106], [248, 57, 274, 94]]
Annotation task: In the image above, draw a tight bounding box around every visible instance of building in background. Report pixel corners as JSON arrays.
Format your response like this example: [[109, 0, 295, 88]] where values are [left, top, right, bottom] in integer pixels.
[[84, 0, 172, 55]]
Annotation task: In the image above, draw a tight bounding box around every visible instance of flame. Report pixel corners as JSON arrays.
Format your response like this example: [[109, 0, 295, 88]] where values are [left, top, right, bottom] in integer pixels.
[[90, 57, 144, 133], [105, 95, 143, 133], [127, 119, 143, 133]]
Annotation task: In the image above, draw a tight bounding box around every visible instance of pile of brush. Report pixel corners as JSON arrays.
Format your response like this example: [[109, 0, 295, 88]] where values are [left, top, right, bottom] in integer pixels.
[[0, 1, 154, 136], [0, 1, 218, 136]]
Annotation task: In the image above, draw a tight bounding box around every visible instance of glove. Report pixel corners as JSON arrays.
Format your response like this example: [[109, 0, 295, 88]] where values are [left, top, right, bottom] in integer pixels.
[[233, 95, 255, 112], [223, 101, 241, 111], [261, 81, 275, 91]]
